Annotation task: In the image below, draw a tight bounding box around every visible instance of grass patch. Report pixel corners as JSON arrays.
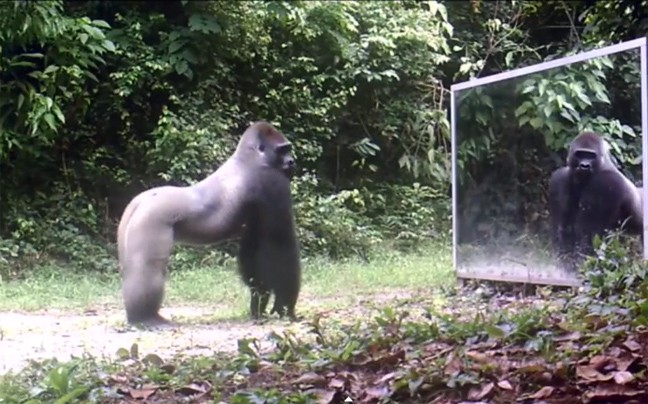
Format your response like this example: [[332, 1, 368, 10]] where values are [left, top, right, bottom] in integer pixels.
[[0, 240, 453, 317]]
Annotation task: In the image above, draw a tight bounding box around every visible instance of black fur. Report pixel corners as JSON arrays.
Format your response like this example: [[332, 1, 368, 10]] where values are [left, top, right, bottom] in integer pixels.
[[548, 131, 643, 271], [236, 126, 301, 320]]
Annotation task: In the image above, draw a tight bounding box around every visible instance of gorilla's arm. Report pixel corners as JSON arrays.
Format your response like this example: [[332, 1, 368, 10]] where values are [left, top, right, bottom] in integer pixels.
[[238, 172, 301, 320], [620, 182, 643, 235], [574, 170, 643, 255], [548, 167, 574, 255]]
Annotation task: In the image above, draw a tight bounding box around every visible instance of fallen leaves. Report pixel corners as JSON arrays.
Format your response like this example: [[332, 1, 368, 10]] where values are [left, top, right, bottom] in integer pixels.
[[46, 291, 648, 403]]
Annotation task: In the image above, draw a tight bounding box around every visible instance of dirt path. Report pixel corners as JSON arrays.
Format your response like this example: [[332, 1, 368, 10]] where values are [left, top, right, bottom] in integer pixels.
[[0, 306, 310, 375], [0, 290, 429, 375]]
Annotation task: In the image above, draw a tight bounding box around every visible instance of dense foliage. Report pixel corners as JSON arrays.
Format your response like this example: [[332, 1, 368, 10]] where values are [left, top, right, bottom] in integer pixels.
[[1, 0, 647, 274]]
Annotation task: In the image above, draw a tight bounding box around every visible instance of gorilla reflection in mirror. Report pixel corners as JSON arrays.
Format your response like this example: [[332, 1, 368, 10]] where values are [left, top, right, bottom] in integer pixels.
[[548, 132, 643, 271]]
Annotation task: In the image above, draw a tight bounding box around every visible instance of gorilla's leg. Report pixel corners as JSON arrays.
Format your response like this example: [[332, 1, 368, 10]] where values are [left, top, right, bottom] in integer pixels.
[[120, 195, 176, 326], [261, 243, 300, 320], [122, 257, 170, 326], [270, 278, 300, 320], [238, 223, 272, 319]]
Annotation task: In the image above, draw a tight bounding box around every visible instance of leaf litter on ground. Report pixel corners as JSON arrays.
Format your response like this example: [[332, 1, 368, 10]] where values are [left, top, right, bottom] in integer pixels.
[[2, 284, 648, 403]]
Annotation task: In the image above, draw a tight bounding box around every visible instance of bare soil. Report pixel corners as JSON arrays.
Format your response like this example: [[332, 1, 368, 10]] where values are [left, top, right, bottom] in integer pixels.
[[0, 306, 309, 375], [0, 290, 428, 375]]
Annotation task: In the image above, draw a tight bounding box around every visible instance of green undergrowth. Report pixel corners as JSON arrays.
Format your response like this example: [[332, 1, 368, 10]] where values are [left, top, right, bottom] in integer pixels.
[[1, 278, 647, 404], [2, 234, 647, 403], [0, 240, 453, 317]]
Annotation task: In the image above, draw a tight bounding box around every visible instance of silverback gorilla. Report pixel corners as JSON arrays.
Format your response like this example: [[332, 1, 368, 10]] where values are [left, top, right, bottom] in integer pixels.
[[117, 121, 301, 326], [548, 131, 643, 271]]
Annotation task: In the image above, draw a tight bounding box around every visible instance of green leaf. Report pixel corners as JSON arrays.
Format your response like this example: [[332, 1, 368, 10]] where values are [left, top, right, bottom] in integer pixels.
[[82, 25, 105, 39], [521, 85, 535, 95], [481, 95, 493, 109], [102, 39, 116, 52], [92, 19, 111, 29], [543, 103, 553, 118], [83, 71, 99, 82], [43, 64, 59, 75], [514, 101, 532, 117], [9, 60, 37, 68], [54, 386, 89, 404], [79, 32, 88, 44], [181, 49, 197, 64], [484, 324, 507, 339], [53, 106, 65, 124], [538, 80, 547, 96], [175, 60, 189, 76], [529, 117, 543, 129], [43, 113, 57, 131], [560, 109, 576, 123], [169, 39, 187, 54]]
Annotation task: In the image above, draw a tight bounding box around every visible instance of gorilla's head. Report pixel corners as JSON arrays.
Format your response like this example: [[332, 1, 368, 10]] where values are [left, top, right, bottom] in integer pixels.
[[567, 131, 611, 182], [236, 121, 296, 178]]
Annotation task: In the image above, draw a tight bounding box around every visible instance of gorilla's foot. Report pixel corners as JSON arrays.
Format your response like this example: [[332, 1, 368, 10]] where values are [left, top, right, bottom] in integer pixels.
[[270, 305, 301, 322], [128, 314, 175, 329]]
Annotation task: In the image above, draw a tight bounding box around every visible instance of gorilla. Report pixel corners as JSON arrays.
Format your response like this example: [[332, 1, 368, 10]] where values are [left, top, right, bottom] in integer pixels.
[[548, 131, 643, 271], [117, 121, 302, 326]]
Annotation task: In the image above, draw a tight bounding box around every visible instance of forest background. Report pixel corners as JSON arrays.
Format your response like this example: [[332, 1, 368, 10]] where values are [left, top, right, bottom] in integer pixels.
[[1, 0, 647, 276]]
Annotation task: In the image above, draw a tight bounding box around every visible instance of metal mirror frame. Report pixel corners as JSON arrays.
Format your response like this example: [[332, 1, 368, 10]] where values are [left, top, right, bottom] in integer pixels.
[[450, 37, 648, 285]]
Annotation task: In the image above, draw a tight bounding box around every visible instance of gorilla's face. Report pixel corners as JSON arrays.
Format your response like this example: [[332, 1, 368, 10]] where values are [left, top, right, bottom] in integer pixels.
[[569, 148, 600, 180], [259, 139, 296, 178], [566, 132, 613, 183]]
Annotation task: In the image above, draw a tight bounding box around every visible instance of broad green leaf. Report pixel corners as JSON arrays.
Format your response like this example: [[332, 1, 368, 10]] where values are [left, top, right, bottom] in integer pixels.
[[543, 103, 553, 118], [92, 19, 111, 29], [169, 39, 187, 54], [43, 113, 57, 131], [82, 24, 105, 39], [521, 85, 535, 95], [175, 60, 189, 76], [514, 101, 532, 117], [44, 64, 59, 75], [102, 39, 116, 52], [529, 117, 543, 129], [560, 109, 576, 123], [53, 106, 65, 124], [538, 80, 547, 96]]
